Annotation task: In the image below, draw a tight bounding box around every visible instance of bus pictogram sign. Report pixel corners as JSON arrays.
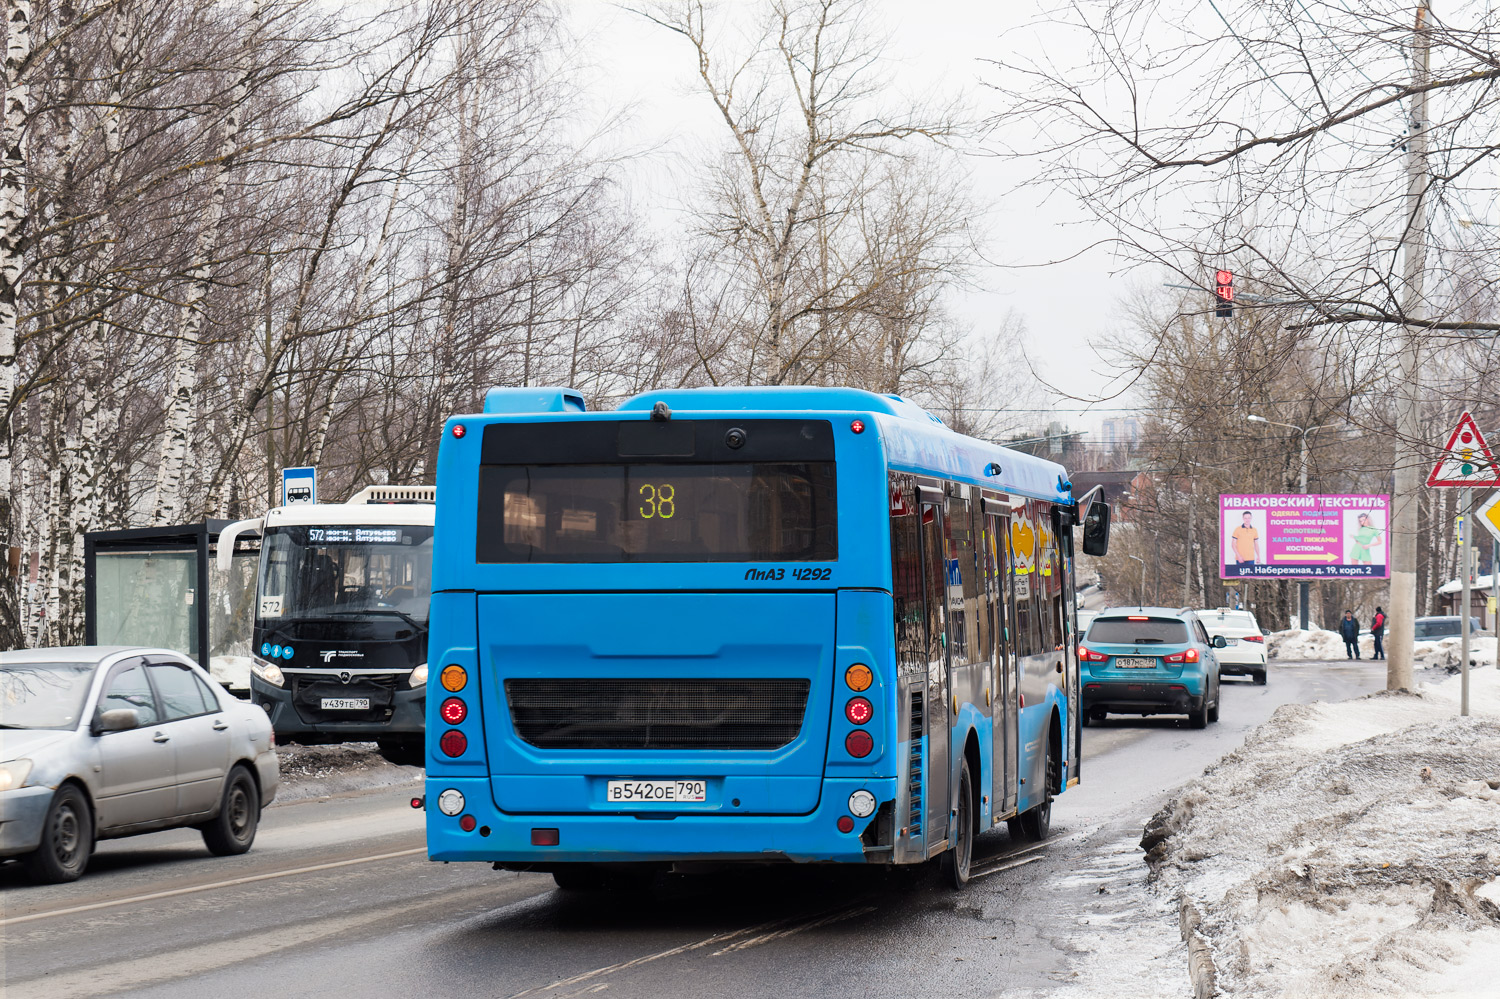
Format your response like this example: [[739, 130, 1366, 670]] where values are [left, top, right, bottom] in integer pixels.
[[1427, 411, 1500, 487]]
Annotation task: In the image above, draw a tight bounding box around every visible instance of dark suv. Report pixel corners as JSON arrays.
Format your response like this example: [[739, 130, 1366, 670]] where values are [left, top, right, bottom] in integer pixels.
[[1078, 608, 1223, 728]]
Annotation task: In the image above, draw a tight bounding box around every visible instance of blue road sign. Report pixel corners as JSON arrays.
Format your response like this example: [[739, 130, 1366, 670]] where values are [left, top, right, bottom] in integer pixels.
[[282, 466, 316, 506]]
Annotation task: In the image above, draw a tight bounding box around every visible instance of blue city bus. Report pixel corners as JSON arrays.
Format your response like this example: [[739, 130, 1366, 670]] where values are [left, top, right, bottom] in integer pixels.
[[423, 386, 1109, 887]]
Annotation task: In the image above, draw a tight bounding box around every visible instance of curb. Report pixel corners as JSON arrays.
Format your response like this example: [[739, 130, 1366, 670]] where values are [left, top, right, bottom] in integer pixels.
[[1178, 893, 1219, 999]]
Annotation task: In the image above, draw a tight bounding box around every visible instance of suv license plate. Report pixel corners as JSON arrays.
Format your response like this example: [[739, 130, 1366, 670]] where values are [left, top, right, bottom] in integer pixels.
[[1114, 657, 1158, 669], [606, 780, 707, 803], [321, 697, 370, 710]]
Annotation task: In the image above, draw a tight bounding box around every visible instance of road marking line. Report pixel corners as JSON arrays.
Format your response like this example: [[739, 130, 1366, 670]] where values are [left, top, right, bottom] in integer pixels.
[[507, 901, 878, 997], [970, 854, 1045, 880], [710, 904, 877, 954], [0, 846, 425, 927]]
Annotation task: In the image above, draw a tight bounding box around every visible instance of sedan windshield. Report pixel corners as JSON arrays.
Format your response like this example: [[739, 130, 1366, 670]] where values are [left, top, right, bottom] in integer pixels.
[[1086, 618, 1191, 645], [0, 662, 95, 730]]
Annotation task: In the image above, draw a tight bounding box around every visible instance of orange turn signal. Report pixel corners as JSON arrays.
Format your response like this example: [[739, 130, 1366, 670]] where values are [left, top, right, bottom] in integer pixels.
[[440, 665, 467, 692], [845, 663, 872, 692]]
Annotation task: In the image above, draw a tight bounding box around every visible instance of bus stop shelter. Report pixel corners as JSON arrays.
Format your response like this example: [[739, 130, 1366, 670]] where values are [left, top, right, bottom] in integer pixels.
[[84, 521, 260, 691]]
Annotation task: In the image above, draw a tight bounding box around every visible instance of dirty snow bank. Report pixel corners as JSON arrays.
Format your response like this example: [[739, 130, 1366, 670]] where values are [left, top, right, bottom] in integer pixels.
[[1268, 628, 1498, 669], [274, 742, 422, 803], [1142, 666, 1500, 997]]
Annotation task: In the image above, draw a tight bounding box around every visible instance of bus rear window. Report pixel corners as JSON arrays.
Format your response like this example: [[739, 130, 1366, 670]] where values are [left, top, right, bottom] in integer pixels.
[[1085, 617, 1191, 645], [476, 463, 837, 563]]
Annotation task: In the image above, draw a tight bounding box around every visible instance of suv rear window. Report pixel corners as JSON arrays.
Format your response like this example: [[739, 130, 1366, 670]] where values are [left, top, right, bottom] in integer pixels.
[[1086, 617, 1191, 645]]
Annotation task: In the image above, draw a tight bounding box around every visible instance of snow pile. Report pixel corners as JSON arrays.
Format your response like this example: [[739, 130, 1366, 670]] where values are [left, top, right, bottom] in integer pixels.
[[1267, 627, 1349, 660], [1142, 667, 1500, 997], [1415, 636, 1499, 671], [208, 654, 252, 693], [1268, 628, 1499, 667]]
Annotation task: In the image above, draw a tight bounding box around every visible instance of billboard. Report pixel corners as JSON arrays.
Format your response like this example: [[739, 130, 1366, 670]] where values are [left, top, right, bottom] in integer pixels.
[[1219, 494, 1389, 579]]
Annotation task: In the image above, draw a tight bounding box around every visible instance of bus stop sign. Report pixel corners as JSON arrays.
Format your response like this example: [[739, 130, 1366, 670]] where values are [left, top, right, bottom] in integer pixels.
[[282, 466, 316, 506]]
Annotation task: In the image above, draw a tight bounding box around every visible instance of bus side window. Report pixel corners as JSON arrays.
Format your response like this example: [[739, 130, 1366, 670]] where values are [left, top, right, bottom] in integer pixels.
[[1010, 507, 1039, 658], [889, 476, 925, 675], [947, 494, 979, 665], [972, 490, 992, 665]]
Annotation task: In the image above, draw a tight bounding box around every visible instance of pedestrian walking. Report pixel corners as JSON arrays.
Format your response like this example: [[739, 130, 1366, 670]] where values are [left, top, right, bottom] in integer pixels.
[[1340, 610, 1361, 660], [1371, 606, 1386, 660]]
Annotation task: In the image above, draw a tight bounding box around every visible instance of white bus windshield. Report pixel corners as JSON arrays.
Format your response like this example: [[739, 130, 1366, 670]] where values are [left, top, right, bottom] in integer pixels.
[[259, 525, 433, 631]]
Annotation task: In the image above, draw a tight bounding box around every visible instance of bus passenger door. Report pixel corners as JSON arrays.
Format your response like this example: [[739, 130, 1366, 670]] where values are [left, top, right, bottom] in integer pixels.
[[987, 509, 1019, 817], [916, 488, 950, 855], [1061, 517, 1081, 785]]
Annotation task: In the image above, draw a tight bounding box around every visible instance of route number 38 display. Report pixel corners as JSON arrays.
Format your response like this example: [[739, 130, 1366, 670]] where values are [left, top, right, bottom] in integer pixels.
[[638, 483, 676, 519]]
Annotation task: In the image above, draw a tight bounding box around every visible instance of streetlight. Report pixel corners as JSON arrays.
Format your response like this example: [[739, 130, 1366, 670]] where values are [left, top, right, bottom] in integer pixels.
[[1245, 415, 1341, 631]]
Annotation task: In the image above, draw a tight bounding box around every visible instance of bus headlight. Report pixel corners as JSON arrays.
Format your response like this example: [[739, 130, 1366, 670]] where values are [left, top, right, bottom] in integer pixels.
[[408, 663, 428, 688], [251, 657, 285, 687]]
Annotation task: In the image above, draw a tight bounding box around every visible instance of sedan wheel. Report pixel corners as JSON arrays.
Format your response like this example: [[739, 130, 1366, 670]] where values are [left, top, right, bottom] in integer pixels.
[[201, 765, 260, 856], [23, 784, 94, 884]]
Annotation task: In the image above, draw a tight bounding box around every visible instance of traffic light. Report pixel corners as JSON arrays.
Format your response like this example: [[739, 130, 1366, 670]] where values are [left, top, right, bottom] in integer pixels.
[[1214, 269, 1234, 318]]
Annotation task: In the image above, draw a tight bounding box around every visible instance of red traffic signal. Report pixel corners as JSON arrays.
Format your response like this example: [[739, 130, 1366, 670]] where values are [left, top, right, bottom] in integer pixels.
[[1214, 269, 1233, 317]]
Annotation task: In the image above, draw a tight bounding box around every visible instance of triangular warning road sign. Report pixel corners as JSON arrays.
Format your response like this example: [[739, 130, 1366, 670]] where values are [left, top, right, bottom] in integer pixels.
[[1427, 411, 1500, 487]]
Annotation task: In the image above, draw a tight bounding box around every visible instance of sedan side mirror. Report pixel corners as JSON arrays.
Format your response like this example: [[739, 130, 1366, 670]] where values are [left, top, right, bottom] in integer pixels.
[[95, 708, 140, 734], [1213, 636, 1227, 649]]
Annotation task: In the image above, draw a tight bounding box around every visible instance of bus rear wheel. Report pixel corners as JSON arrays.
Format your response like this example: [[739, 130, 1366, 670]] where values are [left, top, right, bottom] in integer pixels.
[[941, 758, 975, 888], [552, 864, 607, 891], [1014, 745, 1056, 842]]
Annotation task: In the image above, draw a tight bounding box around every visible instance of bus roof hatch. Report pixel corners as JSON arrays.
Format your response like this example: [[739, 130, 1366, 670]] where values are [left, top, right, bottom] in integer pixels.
[[483, 387, 586, 415]]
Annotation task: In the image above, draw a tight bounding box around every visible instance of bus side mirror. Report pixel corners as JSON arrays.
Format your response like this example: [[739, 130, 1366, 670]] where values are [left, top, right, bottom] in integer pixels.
[[1082, 500, 1111, 556]]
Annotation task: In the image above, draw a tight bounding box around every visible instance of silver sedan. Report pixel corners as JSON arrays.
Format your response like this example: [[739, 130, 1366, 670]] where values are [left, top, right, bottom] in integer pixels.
[[0, 646, 279, 883]]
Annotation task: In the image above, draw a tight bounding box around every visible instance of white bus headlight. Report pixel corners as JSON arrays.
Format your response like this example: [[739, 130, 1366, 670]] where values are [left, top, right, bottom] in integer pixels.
[[251, 657, 285, 687], [408, 663, 428, 688], [437, 789, 465, 816], [848, 789, 877, 818]]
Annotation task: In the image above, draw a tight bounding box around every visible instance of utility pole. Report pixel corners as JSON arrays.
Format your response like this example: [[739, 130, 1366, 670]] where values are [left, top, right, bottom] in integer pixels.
[[1389, 3, 1430, 692], [1460, 488, 1471, 715], [1182, 480, 1196, 607]]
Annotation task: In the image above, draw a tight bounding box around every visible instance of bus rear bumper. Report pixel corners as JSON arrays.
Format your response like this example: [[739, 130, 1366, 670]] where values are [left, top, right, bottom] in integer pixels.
[[424, 776, 897, 865]]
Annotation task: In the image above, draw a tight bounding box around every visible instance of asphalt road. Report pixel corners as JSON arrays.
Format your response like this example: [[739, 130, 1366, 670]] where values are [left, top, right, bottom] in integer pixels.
[[1, 661, 1387, 999]]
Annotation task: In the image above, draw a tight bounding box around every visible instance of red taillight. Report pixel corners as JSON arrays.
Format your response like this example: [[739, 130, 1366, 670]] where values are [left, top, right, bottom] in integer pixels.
[[1243, 635, 1264, 643], [850, 419, 865, 434], [1078, 646, 1109, 662], [531, 828, 560, 846], [846, 697, 873, 725], [459, 815, 476, 831], [845, 730, 873, 758], [440, 697, 467, 724], [1164, 649, 1199, 663], [837, 816, 855, 833], [452, 423, 467, 438], [410, 797, 424, 809], [439, 730, 467, 757], [1127, 615, 1150, 621]]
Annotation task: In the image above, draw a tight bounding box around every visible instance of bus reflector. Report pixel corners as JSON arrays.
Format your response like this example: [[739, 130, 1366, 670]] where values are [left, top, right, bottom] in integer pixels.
[[850, 420, 865, 434], [845, 730, 873, 758], [452, 424, 467, 438], [837, 816, 855, 833], [531, 828, 560, 846], [459, 815, 476, 831], [440, 697, 467, 724], [845, 663, 873, 691], [439, 730, 468, 756], [845, 697, 873, 725], [441, 665, 467, 692]]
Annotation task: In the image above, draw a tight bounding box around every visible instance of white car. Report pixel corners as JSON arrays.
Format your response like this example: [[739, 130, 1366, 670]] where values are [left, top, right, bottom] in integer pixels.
[[1198, 608, 1267, 685], [0, 646, 279, 883]]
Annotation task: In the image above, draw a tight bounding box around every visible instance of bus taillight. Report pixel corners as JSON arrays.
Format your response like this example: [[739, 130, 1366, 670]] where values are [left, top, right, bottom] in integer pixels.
[[440, 697, 467, 724], [845, 697, 873, 725], [439, 730, 468, 757], [845, 730, 873, 758]]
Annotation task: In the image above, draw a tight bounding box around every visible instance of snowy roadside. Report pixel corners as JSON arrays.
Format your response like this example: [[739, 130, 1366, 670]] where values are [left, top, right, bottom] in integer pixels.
[[1141, 664, 1500, 997], [273, 742, 423, 803], [1268, 627, 1498, 671]]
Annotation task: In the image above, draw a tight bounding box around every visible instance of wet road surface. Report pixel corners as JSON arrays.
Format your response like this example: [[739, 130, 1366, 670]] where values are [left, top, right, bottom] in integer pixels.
[[1, 661, 1386, 999]]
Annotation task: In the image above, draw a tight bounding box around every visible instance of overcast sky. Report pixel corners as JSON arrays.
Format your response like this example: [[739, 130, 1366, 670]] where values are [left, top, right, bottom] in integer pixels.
[[565, 0, 1141, 431]]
